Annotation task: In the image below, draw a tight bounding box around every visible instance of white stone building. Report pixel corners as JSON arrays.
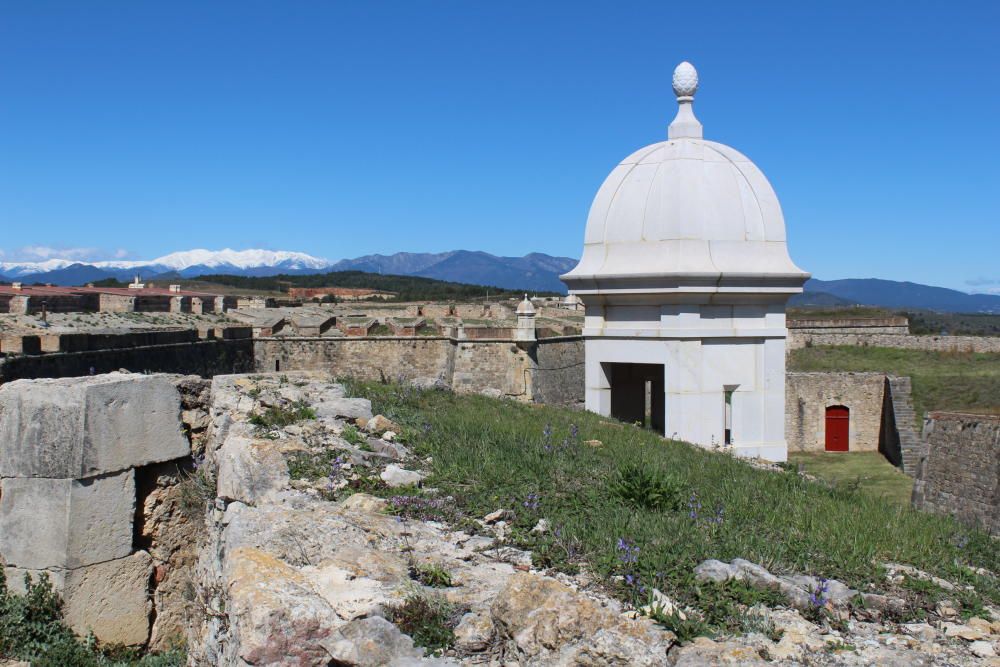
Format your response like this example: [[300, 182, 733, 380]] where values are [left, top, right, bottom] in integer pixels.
[[561, 62, 808, 461]]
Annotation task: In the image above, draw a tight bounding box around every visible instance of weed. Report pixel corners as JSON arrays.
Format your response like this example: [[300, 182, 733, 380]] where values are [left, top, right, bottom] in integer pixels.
[[249, 401, 316, 433], [340, 424, 368, 448], [643, 599, 711, 643], [411, 563, 453, 588], [387, 593, 464, 654], [610, 464, 687, 511]]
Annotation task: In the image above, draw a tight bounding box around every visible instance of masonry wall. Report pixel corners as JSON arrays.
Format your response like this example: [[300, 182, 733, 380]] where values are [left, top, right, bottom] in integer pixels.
[[253, 336, 577, 402], [787, 332, 1000, 353], [532, 337, 585, 405], [785, 372, 887, 453], [912, 412, 1000, 534], [0, 340, 254, 384]]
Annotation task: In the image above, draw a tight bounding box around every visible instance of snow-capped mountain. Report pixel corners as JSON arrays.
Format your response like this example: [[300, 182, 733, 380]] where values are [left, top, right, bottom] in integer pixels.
[[0, 249, 333, 284]]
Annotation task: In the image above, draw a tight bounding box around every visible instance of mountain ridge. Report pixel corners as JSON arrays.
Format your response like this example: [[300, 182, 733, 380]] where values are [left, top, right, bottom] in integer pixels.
[[2, 248, 997, 313]]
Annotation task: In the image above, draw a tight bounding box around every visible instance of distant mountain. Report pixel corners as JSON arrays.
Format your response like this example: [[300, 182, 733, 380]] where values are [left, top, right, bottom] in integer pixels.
[[0, 249, 333, 286], [331, 251, 577, 293], [805, 278, 1000, 314], [4, 247, 998, 314]]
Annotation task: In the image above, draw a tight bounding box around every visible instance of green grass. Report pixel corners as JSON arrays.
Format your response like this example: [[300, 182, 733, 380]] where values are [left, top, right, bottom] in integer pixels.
[[788, 346, 1000, 417], [788, 452, 913, 507], [341, 380, 999, 634]]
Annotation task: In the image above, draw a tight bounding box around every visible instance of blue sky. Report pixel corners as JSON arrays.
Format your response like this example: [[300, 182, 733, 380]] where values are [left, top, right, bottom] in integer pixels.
[[1, 1, 998, 292]]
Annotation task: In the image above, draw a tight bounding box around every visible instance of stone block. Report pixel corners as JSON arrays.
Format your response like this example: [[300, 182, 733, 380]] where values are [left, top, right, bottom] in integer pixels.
[[6, 550, 153, 646], [0, 372, 190, 478], [0, 470, 134, 569]]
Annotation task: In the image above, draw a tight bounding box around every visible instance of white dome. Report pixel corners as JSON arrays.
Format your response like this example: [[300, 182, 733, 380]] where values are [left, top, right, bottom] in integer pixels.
[[562, 63, 808, 294]]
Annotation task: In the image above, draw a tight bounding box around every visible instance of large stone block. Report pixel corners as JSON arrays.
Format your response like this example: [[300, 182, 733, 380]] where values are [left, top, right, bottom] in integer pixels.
[[0, 372, 190, 478], [0, 470, 135, 569], [6, 550, 153, 646]]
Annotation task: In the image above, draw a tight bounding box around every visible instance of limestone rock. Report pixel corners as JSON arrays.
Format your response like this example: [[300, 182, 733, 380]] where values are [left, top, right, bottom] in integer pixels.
[[225, 546, 338, 666], [364, 414, 400, 435], [7, 550, 153, 647], [321, 616, 423, 666], [381, 464, 426, 488], [409, 376, 450, 392], [943, 622, 987, 640], [216, 433, 290, 504], [0, 373, 189, 478], [314, 397, 373, 421], [970, 640, 997, 658], [666, 637, 768, 666], [454, 611, 494, 652], [491, 572, 673, 664], [0, 470, 134, 569]]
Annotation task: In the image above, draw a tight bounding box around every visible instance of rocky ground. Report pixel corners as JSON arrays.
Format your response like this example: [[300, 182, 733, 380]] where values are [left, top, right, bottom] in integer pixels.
[[187, 372, 1000, 666]]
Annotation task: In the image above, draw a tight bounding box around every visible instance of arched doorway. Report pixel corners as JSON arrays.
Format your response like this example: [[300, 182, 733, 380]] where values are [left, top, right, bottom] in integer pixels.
[[825, 405, 849, 451]]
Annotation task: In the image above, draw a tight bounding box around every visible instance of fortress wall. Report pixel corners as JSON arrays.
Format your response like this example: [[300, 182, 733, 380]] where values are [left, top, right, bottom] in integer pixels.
[[254, 337, 452, 382], [787, 332, 1000, 353], [252, 336, 579, 402], [785, 372, 888, 453], [912, 412, 1000, 534], [532, 337, 585, 406], [0, 339, 254, 383]]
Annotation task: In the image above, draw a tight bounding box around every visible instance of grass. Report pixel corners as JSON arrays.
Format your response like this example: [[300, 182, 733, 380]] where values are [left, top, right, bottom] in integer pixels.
[[248, 401, 317, 432], [788, 452, 913, 507], [788, 346, 1000, 417], [387, 593, 464, 654], [341, 379, 999, 635]]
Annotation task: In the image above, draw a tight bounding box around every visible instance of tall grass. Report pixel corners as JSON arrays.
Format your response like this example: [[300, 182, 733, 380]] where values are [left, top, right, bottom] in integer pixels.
[[345, 379, 998, 626]]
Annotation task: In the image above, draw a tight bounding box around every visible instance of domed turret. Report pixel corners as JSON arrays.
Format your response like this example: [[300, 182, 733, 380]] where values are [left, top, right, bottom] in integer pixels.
[[562, 62, 808, 294], [561, 62, 808, 463]]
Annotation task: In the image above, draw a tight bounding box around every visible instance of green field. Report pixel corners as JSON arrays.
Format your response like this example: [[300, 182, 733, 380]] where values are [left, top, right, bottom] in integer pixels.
[[344, 381, 999, 635], [788, 346, 1000, 417], [788, 452, 914, 507]]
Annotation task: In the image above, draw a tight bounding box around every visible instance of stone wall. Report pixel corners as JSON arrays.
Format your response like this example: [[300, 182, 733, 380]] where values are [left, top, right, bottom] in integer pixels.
[[787, 331, 1000, 353], [253, 336, 584, 404], [785, 372, 888, 453], [0, 373, 197, 646], [912, 412, 999, 534], [532, 337, 585, 406], [788, 317, 909, 335], [0, 339, 254, 384]]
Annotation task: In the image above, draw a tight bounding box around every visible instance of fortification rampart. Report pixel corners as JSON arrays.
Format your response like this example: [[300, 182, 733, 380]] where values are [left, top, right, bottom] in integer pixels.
[[253, 335, 585, 404], [787, 332, 1000, 352], [912, 412, 999, 534], [785, 372, 887, 453], [0, 339, 254, 383]]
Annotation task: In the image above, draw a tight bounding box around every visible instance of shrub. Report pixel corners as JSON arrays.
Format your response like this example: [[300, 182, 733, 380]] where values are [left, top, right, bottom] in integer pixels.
[[610, 464, 686, 511], [0, 569, 184, 665]]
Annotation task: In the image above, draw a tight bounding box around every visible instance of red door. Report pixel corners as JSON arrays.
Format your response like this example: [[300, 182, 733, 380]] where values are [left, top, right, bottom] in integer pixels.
[[825, 406, 849, 452]]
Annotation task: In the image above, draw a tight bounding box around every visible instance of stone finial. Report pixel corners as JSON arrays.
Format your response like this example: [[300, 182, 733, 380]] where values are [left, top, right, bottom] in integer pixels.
[[669, 61, 703, 140], [672, 61, 699, 100]]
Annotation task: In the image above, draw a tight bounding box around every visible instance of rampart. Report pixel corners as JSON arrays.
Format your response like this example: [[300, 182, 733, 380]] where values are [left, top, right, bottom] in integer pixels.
[[911, 412, 999, 534], [785, 372, 888, 453], [0, 339, 254, 383], [252, 335, 585, 404], [787, 332, 1000, 353]]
